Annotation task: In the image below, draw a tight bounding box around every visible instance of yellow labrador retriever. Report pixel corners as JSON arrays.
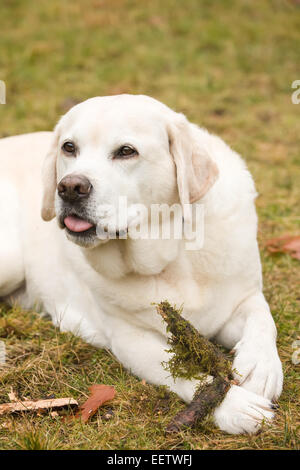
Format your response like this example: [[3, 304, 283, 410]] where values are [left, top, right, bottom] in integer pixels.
[[0, 95, 282, 434]]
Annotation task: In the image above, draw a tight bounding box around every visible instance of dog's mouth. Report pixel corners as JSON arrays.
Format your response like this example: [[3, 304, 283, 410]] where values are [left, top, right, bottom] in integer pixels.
[[64, 215, 94, 233], [60, 211, 129, 242], [62, 214, 97, 237]]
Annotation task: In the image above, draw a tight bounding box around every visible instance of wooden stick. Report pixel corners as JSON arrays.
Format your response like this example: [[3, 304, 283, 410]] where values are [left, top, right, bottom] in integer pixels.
[[156, 301, 233, 432], [156, 301, 232, 378], [0, 397, 78, 415], [166, 376, 230, 432]]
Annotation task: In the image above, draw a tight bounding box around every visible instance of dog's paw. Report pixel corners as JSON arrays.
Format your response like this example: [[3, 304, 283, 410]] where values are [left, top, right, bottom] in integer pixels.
[[232, 340, 283, 400], [214, 385, 276, 435]]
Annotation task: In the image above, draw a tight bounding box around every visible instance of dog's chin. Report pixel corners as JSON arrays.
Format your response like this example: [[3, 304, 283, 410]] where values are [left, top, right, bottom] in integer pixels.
[[64, 226, 108, 248]]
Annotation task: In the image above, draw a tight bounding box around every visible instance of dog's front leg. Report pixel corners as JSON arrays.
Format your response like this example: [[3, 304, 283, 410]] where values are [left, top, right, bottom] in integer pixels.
[[109, 322, 199, 402], [217, 292, 283, 400], [110, 321, 275, 434]]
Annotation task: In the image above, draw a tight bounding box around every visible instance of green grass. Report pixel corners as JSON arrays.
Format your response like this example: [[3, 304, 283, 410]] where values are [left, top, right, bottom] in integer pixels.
[[0, 0, 299, 450]]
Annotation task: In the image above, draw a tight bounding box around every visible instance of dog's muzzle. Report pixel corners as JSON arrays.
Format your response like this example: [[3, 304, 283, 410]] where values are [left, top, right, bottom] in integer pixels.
[[57, 174, 96, 234]]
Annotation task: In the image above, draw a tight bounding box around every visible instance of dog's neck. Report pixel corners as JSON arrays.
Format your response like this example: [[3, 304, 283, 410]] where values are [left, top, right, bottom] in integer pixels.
[[80, 202, 211, 280], [81, 236, 183, 280]]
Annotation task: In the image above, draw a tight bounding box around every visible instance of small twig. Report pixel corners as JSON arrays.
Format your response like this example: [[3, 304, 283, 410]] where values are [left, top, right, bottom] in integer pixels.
[[0, 397, 78, 416]]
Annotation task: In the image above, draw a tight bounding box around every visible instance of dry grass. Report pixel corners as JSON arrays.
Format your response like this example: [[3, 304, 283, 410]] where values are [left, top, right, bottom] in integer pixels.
[[0, 0, 299, 449]]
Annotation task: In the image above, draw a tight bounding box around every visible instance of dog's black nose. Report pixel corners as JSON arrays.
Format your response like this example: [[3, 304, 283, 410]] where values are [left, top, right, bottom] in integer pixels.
[[58, 175, 92, 202]]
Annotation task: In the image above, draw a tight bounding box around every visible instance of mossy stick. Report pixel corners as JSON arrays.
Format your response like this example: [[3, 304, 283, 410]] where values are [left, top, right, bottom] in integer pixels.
[[156, 301, 234, 432], [156, 301, 232, 379], [166, 376, 230, 433]]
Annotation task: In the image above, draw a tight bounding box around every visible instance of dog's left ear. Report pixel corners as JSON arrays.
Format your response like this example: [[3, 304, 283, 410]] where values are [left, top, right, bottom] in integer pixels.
[[168, 113, 219, 208], [41, 123, 61, 221]]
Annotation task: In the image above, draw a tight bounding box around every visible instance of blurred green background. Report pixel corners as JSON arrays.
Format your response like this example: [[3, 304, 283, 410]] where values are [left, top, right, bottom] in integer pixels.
[[0, 0, 299, 139], [0, 0, 299, 450]]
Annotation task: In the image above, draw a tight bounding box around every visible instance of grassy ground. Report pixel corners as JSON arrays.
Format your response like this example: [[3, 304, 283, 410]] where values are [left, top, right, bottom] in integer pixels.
[[0, 0, 299, 450]]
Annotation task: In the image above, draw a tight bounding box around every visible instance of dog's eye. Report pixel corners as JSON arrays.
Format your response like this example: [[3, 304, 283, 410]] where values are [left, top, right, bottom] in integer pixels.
[[62, 141, 76, 155], [114, 145, 137, 159]]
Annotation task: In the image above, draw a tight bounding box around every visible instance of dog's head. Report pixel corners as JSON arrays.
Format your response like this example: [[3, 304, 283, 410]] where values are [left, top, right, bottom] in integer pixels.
[[41, 95, 218, 248]]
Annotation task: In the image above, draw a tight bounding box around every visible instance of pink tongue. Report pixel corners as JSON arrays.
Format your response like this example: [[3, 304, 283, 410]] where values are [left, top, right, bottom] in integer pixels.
[[64, 215, 94, 232]]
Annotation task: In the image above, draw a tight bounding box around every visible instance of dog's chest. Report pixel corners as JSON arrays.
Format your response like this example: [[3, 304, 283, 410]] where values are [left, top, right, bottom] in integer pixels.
[[78, 242, 236, 338], [91, 263, 226, 338]]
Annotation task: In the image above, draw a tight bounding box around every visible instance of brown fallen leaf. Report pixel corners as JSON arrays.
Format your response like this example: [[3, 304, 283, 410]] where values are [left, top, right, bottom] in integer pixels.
[[0, 397, 78, 416], [74, 384, 115, 423], [266, 234, 300, 261]]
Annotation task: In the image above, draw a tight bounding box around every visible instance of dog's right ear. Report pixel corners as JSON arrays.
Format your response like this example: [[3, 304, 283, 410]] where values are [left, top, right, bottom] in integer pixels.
[[41, 124, 60, 221]]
